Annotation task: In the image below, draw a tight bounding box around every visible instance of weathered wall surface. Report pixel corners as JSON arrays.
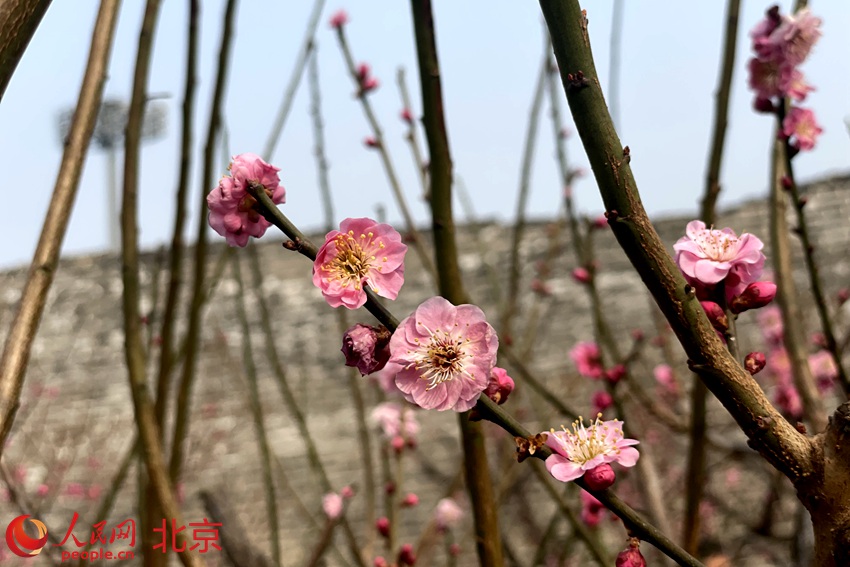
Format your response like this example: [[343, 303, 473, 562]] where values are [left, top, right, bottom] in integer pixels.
[[0, 174, 847, 565]]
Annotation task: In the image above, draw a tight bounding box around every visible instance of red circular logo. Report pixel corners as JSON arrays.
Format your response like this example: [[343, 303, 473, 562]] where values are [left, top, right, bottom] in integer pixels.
[[5, 515, 48, 558]]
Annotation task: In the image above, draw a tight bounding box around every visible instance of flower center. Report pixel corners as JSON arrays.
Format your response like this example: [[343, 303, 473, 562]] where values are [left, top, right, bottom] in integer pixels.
[[551, 415, 623, 465], [409, 325, 473, 390], [694, 228, 740, 262], [324, 231, 383, 291]]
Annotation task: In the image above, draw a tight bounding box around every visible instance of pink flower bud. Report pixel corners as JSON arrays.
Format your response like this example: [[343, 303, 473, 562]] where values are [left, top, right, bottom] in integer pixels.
[[700, 301, 728, 332], [373, 558, 388, 567], [36, 484, 49, 497], [357, 63, 371, 81], [572, 267, 591, 284], [744, 352, 766, 375], [530, 278, 553, 297], [384, 481, 396, 495], [753, 96, 775, 113], [397, 543, 416, 566], [402, 493, 419, 507], [729, 281, 777, 314], [605, 364, 626, 384], [376, 517, 391, 538], [322, 492, 344, 520], [592, 215, 608, 229], [484, 367, 515, 405], [364, 136, 380, 149], [838, 288, 850, 306], [329, 9, 348, 29], [341, 485, 355, 499], [342, 324, 391, 376], [583, 463, 616, 490], [400, 108, 413, 124], [391, 435, 405, 453], [449, 543, 461, 556], [361, 77, 379, 93], [616, 540, 647, 567], [592, 391, 613, 413]]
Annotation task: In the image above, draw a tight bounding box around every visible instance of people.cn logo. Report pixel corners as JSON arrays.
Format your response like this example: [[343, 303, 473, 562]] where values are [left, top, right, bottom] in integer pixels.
[[5, 515, 48, 558]]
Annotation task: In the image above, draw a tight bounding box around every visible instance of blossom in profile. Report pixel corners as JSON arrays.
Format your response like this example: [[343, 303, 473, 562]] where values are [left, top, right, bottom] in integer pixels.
[[484, 367, 514, 405], [616, 539, 647, 567], [328, 9, 348, 29], [389, 297, 498, 412], [357, 63, 379, 94], [342, 323, 391, 376], [207, 153, 286, 247], [569, 342, 604, 379], [729, 281, 777, 314], [544, 416, 639, 484], [782, 106, 823, 151], [434, 498, 464, 531], [674, 221, 765, 293], [322, 492, 344, 520], [313, 217, 407, 309]]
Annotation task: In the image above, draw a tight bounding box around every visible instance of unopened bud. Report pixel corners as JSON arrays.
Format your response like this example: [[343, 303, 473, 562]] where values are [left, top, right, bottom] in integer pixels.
[[572, 267, 592, 284], [592, 391, 613, 413], [364, 136, 380, 149], [700, 301, 728, 332], [838, 288, 850, 306], [376, 517, 391, 538], [583, 463, 616, 490], [616, 539, 647, 567], [400, 108, 413, 124], [753, 96, 775, 114], [402, 493, 419, 507], [729, 282, 777, 314], [744, 352, 766, 375], [397, 543, 416, 566], [484, 367, 515, 405], [391, 435, 405, 454], [342, 324, 391, 376], [373, 558, 388, 567], [605, 364, 626, 384]]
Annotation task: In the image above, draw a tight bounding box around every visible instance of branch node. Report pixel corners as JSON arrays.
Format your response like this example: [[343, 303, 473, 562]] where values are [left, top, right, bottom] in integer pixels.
[[566, 71, 590, 91]]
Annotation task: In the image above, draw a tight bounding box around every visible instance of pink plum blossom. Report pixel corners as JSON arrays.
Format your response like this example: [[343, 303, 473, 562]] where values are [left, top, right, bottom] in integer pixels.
[[583, 462, 616, 490], [313, 217, 407, 309], [484, 367, 514, 405], [673, 220, 765, 294], [782, 106, 823, 151], [758, 306, 784, 346], [544, 416, 639, 483], [745, 352, 767, 375], [389, 297, 498, 412], [434, 498, 464, 531], [592, 391, 613, 414], [653, 364, 678, 396], [370, 402, 420, 442], [342, 323, 391, 376], [729, 281, 777, 314], [322, 492, 344, 520], [616, 541, 647, 567], [809, 350, 837, 393], [580, 490, 605, 527], [207, 153, 286, 247], [569, 342, 604, 379], [773, 9, 822, 66], [370, 362, 403, 395]]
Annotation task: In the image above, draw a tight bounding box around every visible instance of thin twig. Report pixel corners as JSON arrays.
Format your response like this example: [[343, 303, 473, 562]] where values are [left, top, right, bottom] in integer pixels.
[[0, 0, 120, 455]]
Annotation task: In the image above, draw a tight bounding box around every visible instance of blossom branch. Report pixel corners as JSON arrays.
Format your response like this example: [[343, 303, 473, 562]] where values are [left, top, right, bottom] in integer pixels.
[[332, 23, 437, 285], [169, 0, 238, 483], [538, 0, 813, 482], [120, 0, 202, 564], [0, 0, 120, 455], [232, 256, 281, 564]]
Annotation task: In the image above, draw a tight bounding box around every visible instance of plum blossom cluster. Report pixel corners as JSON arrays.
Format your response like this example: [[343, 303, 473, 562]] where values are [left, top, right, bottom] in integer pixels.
[[674, 221, 776, 340], [569, 341, 625, 383], [543, 415, 639, 490], [748, 6, 823, 151], [207, 153, 286, 247]]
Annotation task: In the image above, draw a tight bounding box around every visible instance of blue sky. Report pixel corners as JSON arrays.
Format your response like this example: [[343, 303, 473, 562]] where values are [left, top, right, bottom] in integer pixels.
[[1, 1, 848, 268]]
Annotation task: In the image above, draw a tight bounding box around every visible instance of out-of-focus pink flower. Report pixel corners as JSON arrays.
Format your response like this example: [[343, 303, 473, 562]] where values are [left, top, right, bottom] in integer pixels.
[[782, 107, 823, 151], [583, 462, 616, 490], [616, 540, 647, 567], [357, 63, 379, 94], [397, 543, 416, 566], [674, 221, 765, 293], [592, 391, 613, 414], [530, 278, 553, 297], [207, 153, 286, 247], [580, 490, 605, 527], [605, 364, 626, 384], [364, 136, 380, 148], [370, 402, 419, 441], [323, 492, 344, 520], [809, 350, 837, 393], [775, 383, 803, 419], [592, 216, 608, 229], [389, 297, 498, 412], [544, 417, 639, 483], [370, 362, 402, 395], [571, 267, 591, 284], [87, 484, 102, 500], [341, 485, 355, 499], [484, 367, 514, 405], [400, 108, 413, 124], [313, 217, 407, 309], [36, 484, 49, 497], [773, 9, 822, 66], [376, 517, 390, 537], [653, 364, 678, 396], [402, 493, 419, 507], [434, 498, 464, 531], [837, 288, 850, 306], [449, 543, 461, 557], [570, 342, 604, 380], [65, 483, 85, 498], [373, 557, 388, 567], [342, 323, 392, 376], [744, 352, 767, 375], [730, 281, 777, 314], [758, 306, 784, 346], [329, 9, 348, 29]]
